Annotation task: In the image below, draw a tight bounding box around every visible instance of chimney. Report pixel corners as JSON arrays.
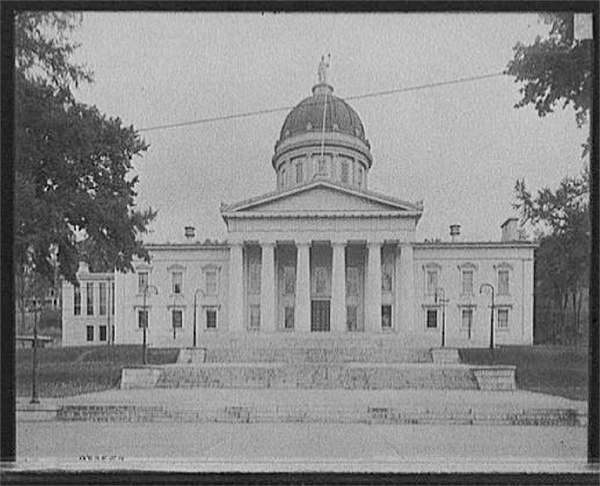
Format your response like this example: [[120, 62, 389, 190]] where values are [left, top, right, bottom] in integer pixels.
[[501, 218, 519, 241], [449, 224, 461, 242], [184, 226, 196, 240], [185, 226, 196, 240]]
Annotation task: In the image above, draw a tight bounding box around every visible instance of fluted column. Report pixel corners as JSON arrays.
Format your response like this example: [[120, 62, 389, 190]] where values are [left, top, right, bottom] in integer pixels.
[[295, 241, 311, 333], [366, 241, 382, 333], [228, 242, 244, 332], [260, 241, 276, 332], [331, 241, 346, 333], [399, 244, 415, 332]]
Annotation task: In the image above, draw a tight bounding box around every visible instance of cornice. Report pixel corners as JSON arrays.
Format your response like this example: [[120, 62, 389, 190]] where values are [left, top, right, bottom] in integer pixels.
[[221, 210, 423, 219], [414, 241, 538, 249]]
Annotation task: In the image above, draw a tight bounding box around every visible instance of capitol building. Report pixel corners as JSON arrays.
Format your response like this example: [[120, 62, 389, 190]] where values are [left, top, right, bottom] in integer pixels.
[[62, 73, 535, 349]]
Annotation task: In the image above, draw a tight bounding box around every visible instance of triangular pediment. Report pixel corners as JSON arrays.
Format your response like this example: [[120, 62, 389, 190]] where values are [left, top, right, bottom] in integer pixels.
[[221, 181, 421, 216]]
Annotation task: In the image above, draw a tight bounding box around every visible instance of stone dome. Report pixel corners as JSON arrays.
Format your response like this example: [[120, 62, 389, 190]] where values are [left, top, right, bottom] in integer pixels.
[[278, 84, 367, 143]]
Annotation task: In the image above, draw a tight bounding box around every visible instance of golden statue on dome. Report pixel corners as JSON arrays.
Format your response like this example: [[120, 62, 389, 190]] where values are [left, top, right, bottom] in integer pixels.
[[317, 54, 331, 84]]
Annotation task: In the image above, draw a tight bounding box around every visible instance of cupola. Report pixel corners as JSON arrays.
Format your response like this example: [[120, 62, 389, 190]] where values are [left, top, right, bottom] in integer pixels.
[[272, 59, 373, 192]]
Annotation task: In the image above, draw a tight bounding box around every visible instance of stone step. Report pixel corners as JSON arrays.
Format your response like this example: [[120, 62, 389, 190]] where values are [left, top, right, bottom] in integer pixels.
[[201, 347, 433, 364], [55, 403, 586, 426], [153, 363, 479, 390]]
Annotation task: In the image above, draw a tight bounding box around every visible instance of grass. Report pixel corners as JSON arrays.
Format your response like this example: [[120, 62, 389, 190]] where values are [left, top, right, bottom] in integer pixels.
[[16, 344, 589, 401], [459, 345, 589, 401], [16, 345, 178, 398]]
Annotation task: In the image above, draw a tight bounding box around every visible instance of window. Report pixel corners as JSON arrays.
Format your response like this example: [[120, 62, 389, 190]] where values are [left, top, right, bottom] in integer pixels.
[[205, 270, 217, 296], [282, 168, 287, 187], [99, 282, 107, 316], [249, 263, 261, 295], [462, 270, 474, 295], [283, 266, 295, 295], [138, 309, 148, 328], [357, 167, 364, 187], [347, 306, 358, 331], [315, 267, 328, 296], [206, 309, 217, 329], [462, 308, 474, 329], [382, 305, 392, 329], [318, 157, 327, 174], [426, 309, 438, 328], [172, 271, 183, 294], [99, 325, 107, 342], [111, 282, 115, 315], [249, 305, 260, 330], [138, 272, 148, 293], [382, 265, 393, 292], [497, 308, 509, 329], [74, 284, 81, 315], [86, 283, 94, 315], [284, 306, 294, 329], [86, 325, 94, 342], [341, 161, 349, 183], [172, 309, 183, 328], [296, 161, 303, 183], [462, 308, 474, 339], [347, 267, 359, 297], [426, 270, 438, 295], [498, 270, 510, 295]]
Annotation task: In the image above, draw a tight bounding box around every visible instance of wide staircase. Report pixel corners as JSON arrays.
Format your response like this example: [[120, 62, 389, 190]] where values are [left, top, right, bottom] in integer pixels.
[[154, 344, 478, 390], [51, 337, 586, 426]]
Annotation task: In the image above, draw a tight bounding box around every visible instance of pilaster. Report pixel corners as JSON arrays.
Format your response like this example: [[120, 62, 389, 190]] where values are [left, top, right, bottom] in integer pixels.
[[228, 242, 245, 332]]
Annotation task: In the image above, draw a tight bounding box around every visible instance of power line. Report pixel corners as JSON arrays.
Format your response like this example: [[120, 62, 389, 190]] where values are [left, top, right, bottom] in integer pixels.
[[138, 72, 506, 133]]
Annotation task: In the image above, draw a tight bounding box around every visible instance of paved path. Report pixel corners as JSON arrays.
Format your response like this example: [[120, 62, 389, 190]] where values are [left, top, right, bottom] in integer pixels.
[[19, 388, 587, 412], [15, 421, 587, 473]]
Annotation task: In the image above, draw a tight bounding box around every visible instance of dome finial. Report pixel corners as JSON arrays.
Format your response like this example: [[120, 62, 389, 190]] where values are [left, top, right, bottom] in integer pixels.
[[317, 53, 331, 85]]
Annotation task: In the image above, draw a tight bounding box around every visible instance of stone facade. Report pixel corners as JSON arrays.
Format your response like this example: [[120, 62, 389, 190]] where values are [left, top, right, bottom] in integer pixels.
[[62, 79, 535, 348]]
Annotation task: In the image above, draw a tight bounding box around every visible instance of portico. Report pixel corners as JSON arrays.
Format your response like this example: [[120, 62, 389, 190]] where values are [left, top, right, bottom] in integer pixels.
[[221, 179, 423, 335], [226, 238, 410, 334]]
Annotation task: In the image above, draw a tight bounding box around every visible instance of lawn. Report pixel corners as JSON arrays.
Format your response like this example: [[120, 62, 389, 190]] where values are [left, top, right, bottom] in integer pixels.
[[16, 345, 178, 398], [459, 345, 589, 401], [16, 344, 589, 401]]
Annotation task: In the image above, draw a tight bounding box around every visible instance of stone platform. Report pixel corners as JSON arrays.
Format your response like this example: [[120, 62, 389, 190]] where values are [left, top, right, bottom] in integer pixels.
[[121, 346, 514, 392], [45, 389, 587, 427]]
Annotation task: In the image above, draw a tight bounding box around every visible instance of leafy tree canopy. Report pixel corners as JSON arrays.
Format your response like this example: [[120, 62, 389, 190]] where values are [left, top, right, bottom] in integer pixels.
[[15, 12, 156, 284], [505, 13, 592, 129]]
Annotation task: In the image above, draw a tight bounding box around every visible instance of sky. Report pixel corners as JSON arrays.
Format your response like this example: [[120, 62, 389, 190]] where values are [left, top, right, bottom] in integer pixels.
[[70, 11, 588, 244]]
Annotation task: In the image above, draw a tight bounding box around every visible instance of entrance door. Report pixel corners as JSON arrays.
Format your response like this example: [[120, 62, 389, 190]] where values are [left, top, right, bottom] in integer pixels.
[[311, 300, 330, 332]]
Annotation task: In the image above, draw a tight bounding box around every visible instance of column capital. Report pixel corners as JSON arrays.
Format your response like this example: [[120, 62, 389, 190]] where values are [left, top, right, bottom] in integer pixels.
[[259, 240, 276, 248], [331, 239, 347, 248], [227, 237, 245, 247], [295, 239, 312, 248]]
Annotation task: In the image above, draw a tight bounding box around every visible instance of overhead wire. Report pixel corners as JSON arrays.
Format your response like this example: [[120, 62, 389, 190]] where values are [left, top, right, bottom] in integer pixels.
[[138, 72, 506, 133]]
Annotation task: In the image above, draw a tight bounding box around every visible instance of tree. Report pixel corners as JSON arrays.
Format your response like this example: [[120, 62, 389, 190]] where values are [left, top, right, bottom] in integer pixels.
[[14, 12, 156, 287], [505, 13, 593, 130], [507, 13, 593, 344], [514, 169, 590, 344]]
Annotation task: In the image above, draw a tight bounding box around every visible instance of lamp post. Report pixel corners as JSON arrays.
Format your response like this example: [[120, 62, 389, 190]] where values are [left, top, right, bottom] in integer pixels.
[[193, 289, 204, 348], [479, 283, 495, 350], [141, 284, 158, 365], [435, 287, 448, 348], [29, 301, 41, 404]]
